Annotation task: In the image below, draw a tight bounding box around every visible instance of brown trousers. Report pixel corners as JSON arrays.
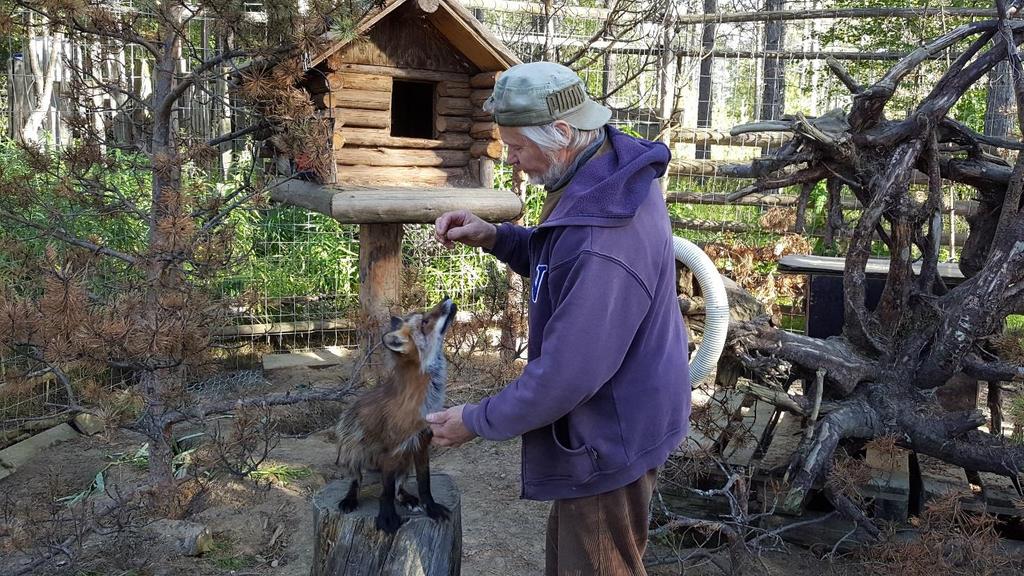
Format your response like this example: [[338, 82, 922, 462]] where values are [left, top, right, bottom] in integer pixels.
[[544, 468, 658, 576]]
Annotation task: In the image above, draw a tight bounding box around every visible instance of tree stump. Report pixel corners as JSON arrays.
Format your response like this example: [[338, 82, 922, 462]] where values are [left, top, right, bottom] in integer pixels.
[[311, 474, 462, 576]]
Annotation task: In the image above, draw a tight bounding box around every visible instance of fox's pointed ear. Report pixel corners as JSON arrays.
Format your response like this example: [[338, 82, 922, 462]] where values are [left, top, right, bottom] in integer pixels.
[[382, 330, 409, 353], [389, 316, 403, 331]]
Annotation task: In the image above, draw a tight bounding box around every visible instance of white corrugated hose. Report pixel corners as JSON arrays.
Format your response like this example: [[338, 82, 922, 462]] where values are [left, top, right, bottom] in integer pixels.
[[672, 236, 729, 385]]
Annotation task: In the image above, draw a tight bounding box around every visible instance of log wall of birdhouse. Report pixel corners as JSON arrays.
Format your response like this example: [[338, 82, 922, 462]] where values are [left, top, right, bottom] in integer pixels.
[[302, 6, 505, 188]]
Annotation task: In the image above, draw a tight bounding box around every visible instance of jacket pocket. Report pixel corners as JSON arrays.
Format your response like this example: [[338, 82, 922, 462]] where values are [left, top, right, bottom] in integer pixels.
[[522, 424, 598, 484]]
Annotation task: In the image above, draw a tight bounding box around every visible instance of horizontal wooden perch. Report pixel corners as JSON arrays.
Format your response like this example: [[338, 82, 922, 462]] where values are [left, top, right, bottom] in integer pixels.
[[270, 178, 523, 224]]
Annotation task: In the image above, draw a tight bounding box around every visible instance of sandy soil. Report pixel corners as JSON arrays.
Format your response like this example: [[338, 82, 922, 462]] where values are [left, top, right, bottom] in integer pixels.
[[0, 359, 918, 576]]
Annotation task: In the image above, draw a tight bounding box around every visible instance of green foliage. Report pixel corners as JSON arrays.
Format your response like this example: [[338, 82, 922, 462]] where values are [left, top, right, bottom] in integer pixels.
[[205, 535, 258, 570], [247, 463, 313, 485], [819, 0, 992, 127]]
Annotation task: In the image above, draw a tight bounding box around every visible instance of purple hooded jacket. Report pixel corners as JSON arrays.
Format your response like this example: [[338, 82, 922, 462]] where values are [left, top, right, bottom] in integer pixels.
[[462, 126, 690, 501]]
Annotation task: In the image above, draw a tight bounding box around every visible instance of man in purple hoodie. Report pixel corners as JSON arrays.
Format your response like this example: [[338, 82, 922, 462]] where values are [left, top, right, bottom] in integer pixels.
[[428, 61, 690, 575]]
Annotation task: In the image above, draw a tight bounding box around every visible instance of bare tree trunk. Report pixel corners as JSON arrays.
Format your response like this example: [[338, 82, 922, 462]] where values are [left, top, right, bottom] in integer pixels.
[[543, 0, 557, 61], [20, 18, 61, 143], [143, 4, 188, 505], [985, 60, 1014, 139], [657, 4, 676, 194], [216, 32, 234, 178], [600, 0, 617, 102]]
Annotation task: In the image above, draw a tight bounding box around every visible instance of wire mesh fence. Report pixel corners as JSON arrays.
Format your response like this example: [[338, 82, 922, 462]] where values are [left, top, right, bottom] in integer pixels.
[[1, 1, 1013, 437]]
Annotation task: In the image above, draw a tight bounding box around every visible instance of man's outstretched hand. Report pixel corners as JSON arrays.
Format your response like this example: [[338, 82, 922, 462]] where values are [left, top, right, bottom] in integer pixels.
[[434, 210, 497, 250], [427, 405, 478, 448]]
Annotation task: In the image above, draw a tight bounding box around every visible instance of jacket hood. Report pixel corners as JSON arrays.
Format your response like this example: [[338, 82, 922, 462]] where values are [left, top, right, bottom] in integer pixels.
[[540, 126, 670, 228]]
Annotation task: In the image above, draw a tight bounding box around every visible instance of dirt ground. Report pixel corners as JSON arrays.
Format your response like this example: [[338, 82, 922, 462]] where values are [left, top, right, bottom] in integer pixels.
[[0, 359, 974, 576]]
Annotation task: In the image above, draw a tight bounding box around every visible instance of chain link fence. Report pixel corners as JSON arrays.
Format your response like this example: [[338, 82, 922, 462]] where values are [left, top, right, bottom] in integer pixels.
[[1, 1, 1009, 439]]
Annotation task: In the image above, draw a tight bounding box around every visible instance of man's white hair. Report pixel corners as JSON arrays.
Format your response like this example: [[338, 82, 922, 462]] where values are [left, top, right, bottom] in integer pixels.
[[483, 99, 603, 187], [519, 123, 601, 161], [519, 124, 601, 187]]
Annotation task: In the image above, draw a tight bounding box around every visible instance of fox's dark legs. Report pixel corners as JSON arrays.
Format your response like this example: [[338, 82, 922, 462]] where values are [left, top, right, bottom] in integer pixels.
[[376, 471, 403, 533], [397, 481, 420, 508], [415, 429, 450, 521], [339, 476, 359, 513]]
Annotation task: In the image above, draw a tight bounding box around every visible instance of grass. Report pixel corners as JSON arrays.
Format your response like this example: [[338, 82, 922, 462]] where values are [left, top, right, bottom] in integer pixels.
[[205, 534, 259, 570], [247, 463, 314, 486]]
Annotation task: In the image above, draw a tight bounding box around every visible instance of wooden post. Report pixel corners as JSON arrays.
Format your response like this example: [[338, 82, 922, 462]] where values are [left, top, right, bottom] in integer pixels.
[[695, 0, 717, 161], [359, 223, 403, 349], [759, 0, 786, 123], [311, 475, 462, 576], [498, 168, 528, 364]]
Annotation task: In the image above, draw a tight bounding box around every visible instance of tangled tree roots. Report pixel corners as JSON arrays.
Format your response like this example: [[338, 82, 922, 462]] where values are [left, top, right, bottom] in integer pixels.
[[717, 8, 1024, 527]]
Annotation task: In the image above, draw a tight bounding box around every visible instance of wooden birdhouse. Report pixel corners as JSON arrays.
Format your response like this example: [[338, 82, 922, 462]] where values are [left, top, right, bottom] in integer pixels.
[[271, 0, 523, 336]]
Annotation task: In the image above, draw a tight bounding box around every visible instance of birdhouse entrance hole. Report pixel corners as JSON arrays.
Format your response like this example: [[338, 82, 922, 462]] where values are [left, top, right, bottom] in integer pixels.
[[390, 80, 437, 139]]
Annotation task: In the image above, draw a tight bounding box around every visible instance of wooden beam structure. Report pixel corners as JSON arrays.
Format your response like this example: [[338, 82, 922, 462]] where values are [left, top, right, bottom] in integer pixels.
[[675, 128, 790, 147], [270, 178, 523, 224], [462, 0, 996, 23], [665, 191, 980, 218]]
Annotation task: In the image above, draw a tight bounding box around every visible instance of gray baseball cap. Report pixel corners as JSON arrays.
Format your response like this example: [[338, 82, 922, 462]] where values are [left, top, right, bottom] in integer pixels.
[[486, 62, 612, 130]]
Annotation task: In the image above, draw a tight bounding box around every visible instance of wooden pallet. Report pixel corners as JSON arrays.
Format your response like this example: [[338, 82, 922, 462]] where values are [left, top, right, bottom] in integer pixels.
[[861, 445, 911, 522], [670, 378, 1024, 529]]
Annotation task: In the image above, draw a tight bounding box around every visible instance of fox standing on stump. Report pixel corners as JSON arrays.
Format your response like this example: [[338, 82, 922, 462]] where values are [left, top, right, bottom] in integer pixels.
[[333, 298, 457, 533]]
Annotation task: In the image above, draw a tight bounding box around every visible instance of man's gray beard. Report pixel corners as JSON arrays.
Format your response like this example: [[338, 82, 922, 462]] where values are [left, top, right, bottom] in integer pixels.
[[528, 159, 569, 189]]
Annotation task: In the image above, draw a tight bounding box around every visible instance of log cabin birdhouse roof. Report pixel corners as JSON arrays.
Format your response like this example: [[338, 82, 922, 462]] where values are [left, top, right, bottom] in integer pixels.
[[271, 0, 523, 226], [310, 0, 520, 73]]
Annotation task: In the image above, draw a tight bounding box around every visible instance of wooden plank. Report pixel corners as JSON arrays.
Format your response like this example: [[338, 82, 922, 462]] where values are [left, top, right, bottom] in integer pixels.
[[213, 318, 354, 337], [269, 179, 522, 223], [262, 346, 355, 371], [326, 107, 391, 129], [436, 115, 473, 133], [342, 127, 474, 149], [862, 445, 911, 521], [678, 427, 716, 458], [330, 186, 523, 223], [470, 89, 490, 107], [721, 399, 775, 467], [313, 89, 391, 111], [0, 423, 80, 481], [333, 72, 392, 92], [336, 147, 471, 168], [335, 15, 475, 73], [335, 63, 471, 84], [470, 121, 498, 139], [657, 485, 734, 519], [437, 80, 472, 97], [674, 388, 744, 459], [916, 454, 973, 510], [674, 128, 790, 147], [470, 139, 503, 159], [307, 72, 392, 94], [430, 1, 518, 69], [336, 165, 465, 187], [758, 512, 876, 554], [665, 191, 979, 218], [978, 471, 1023, 516], [778, 254, 965, 282], [758, 409, 804, 474], [437, 96, 473, 116], [469, 70, 500, 88]]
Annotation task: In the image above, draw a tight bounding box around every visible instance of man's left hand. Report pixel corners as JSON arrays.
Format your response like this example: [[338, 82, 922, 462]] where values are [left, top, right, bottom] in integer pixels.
[[426, 405, 477, 448]]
